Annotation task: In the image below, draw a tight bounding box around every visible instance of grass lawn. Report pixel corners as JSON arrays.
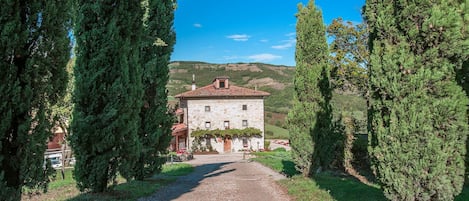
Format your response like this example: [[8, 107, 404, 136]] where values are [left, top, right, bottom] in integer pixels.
[[265, 123, 289, 139], [22, 163, 193, 201], [252, 151, 469, 201]]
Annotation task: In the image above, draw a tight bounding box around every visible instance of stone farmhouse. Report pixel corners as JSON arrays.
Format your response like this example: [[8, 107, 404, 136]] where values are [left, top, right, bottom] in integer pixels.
[[170, 76, 270, 153]]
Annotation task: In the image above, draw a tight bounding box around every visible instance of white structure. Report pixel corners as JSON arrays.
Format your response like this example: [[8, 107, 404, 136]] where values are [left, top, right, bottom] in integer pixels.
[[174, 76, 270, 153]]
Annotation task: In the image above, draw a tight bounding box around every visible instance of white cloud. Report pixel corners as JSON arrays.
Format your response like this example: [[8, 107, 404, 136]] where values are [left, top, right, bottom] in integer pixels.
[[271, 38, 296, 50], [193, 23, 202, 28], [226, 34, 250, 41], [286, 32, 296, 37], [248, 53, 282, 62], [260, 39, 269, 43]]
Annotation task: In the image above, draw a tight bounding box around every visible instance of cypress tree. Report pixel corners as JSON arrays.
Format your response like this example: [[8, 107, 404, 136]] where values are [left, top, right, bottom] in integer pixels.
[[365, 0, 469, 200], [134, 0, 176, 180], [286, 0, 332, 177], [0, 1, 71, 199], [71, 0, 144, 192]]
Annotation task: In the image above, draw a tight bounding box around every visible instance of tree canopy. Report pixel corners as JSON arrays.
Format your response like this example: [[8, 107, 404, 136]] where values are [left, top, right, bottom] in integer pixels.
[[1, 1, 72, 199]]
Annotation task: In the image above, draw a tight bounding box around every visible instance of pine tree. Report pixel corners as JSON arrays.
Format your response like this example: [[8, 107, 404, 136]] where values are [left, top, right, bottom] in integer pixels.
[[0, 1, 71, 199], [365, 0, 469, 200], [134, 0, 176, 180], [286, 0, 332, 177], [71, 1, 144, 192]]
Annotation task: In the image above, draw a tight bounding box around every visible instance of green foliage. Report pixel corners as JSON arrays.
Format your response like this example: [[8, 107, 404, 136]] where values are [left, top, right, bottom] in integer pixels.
[[365, 0, 469, 200], [286, 0, 333, 177], [1, 1, 71, 199], [191, 127, 262, 138], [264, 140, 271, 151], [71, 1, 144, 192], [134, 0, 176, 181], [327, 18, 368, 94]]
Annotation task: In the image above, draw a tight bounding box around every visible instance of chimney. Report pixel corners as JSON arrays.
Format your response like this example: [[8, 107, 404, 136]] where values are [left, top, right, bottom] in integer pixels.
[[191, 74, 196, 91]]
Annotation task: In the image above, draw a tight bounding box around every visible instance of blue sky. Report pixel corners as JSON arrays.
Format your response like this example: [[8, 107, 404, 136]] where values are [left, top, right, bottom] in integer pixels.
[[171, 0, 365, 67]]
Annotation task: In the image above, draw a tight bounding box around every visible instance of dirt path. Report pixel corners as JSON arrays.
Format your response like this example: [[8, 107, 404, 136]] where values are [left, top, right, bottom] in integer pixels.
[[139, 153, 291, 201]]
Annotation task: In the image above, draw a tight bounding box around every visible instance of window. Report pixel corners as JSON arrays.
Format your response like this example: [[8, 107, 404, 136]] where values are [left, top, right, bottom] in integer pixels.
[[242, 138, 248, 148], [242, 120, 248, 127], [206, 137, 211, 147], [205, 121, 211, 128], [224, 121, 230, 129], [219, 81, 225, 88], [242, 104, 247, 110], [205, 106, 210, 112]]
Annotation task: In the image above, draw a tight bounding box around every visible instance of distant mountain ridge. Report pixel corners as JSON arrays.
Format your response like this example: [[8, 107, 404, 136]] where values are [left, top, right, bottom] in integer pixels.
[[167, 61, 367, 130]]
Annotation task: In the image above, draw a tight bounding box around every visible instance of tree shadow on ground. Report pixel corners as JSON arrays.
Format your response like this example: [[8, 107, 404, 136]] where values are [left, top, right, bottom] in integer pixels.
[[281, 160, 300, 177], [66, 162, 233, 201], [137, 162, 233, 201], [314, 172, 386, 201]]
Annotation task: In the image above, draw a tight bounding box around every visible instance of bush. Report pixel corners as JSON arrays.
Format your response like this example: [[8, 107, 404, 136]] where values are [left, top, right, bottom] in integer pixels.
[[264, 140, 271, 151], [273, 147, 287, 152]]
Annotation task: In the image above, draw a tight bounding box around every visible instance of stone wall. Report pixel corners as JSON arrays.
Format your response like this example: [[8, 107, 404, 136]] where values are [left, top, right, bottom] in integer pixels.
[[184, 97, 265, 153]]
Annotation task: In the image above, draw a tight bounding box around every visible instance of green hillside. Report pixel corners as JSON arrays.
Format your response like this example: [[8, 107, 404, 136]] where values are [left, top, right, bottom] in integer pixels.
[[167, 61, 296, 114], [167, 61, 367, 134]]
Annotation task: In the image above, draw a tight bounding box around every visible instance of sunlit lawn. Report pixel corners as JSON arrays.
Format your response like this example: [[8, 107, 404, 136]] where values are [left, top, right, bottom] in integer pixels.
[[252, 150, 469, 201], [22, 163, 193, 201]]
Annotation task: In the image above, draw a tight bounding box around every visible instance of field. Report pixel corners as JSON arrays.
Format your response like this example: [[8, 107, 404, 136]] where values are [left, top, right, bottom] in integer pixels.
[[22, 163, 194, 201]]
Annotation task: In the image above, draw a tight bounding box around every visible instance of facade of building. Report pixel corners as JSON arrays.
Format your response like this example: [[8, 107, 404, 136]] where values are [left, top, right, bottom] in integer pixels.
[[172, 76, 270, 153]]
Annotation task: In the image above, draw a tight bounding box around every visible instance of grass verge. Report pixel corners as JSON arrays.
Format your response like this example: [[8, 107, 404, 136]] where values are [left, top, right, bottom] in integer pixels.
[[253, 151, 469, 201], [253, 151, 385, 200], [22, 163, 193, 201]]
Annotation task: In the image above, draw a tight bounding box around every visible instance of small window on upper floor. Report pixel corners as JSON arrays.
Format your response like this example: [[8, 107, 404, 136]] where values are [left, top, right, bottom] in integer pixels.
[[242, 105, 247, 110], [205, 106, 210, 112], [219, 81, 225, 88], [242, 120, 248, 127], [205, 121, 211, 128]]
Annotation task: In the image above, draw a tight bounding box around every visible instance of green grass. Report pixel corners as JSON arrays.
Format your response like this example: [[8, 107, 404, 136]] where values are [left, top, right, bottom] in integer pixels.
[[23, 163, 194, 201], [160, 163, 194, 176], [253, 150, 469, 201], [251, 151, 298, 177], [252, 151, 385, 201], [279, 176, 335, 201], [49, 169, 75, 190], [265, 124, 289, 139]]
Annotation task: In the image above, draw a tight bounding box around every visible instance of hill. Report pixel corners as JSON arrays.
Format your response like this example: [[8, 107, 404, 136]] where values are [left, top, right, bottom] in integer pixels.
[[167, 61, 367, 133], [168, 61, 295, 114]]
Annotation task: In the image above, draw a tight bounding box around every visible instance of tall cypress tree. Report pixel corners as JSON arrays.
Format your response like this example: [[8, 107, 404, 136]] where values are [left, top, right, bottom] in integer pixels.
[[0, 1, 71, 199], [365, 0, 468, 200], [286, 0, 332, 177], [71, 0, 143, 192], [134, 0, 176, 180]]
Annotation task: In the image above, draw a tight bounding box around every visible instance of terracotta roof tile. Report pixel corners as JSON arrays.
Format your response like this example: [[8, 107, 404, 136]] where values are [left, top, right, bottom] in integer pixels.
[[172, 123, 187, 134], [175, 84, 270, 98]]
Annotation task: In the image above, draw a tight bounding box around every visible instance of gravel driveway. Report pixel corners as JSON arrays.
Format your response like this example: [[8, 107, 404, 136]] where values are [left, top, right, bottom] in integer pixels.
[[139, 153, 291, 201]]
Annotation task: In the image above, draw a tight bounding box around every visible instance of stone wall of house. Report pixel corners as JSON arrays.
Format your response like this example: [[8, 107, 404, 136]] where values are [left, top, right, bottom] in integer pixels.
[[184, 97, 265, 153]]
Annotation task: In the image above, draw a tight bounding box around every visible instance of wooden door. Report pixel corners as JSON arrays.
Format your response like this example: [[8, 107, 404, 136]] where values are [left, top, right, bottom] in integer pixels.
[[224, 138, 232, 153]]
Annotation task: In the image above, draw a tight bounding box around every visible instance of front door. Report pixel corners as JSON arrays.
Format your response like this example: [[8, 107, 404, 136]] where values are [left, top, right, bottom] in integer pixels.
[[224, 138, 232, 153]]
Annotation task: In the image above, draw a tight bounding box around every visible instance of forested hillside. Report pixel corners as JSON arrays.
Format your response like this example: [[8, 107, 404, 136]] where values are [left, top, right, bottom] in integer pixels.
[[167, 61, 366, 130]]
